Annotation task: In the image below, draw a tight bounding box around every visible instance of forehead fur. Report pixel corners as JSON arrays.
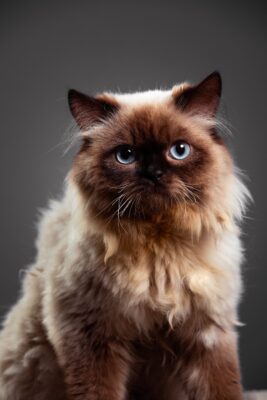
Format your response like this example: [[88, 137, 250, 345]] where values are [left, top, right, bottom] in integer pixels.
[[86, 94, 224, 161], [100, 83, 189, 109], [90, 83, 221, 149]]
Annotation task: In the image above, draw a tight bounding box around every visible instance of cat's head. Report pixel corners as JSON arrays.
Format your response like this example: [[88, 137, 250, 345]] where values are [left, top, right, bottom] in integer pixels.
[[68, 73, 247, 236]]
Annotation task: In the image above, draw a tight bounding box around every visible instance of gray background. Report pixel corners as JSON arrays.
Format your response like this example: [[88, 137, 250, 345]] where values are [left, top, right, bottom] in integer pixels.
[[0, 0, 266, 390]]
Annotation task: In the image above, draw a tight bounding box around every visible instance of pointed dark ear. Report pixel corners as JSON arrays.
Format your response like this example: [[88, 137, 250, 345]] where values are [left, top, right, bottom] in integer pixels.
[[68, 89, 119, 130], [175, 72, 222, 117]]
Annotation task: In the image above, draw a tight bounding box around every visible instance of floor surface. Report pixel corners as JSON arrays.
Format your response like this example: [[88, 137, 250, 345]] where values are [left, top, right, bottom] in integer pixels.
[[245, 393, 267, 400]]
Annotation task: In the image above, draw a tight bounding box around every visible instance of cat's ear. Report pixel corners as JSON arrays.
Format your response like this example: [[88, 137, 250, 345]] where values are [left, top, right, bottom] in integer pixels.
[[174, 72, 222, 117], [68, 89, 119, 130]]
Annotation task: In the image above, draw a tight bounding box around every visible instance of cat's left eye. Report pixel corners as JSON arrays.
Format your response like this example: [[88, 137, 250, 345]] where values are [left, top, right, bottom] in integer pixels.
[[169, 141, 191, 160], [115, 145, 136, 165]]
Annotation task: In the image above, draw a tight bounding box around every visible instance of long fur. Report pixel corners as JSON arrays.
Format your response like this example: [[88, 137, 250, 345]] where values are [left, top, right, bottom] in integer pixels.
[[0, 75, 250, 400]]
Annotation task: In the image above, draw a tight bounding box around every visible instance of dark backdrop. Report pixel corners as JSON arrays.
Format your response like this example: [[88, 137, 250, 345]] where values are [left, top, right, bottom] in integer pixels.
[[1, 0, 266, 390]]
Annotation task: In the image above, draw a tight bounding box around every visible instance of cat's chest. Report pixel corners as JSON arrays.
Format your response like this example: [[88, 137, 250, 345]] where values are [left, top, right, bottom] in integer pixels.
[[103, 237, 239, 329]]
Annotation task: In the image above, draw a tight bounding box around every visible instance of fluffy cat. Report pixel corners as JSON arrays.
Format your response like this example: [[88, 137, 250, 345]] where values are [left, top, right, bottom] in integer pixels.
[[0, 72, 250, 400]]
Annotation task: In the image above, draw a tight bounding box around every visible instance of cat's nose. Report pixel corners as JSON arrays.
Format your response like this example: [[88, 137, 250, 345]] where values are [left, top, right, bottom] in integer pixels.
[[140, 166, 164, 182], [154, 169, 163, 180]]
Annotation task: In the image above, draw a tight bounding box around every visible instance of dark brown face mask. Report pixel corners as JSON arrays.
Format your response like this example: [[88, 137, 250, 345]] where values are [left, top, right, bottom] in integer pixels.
[[69, 72, 227, 223]]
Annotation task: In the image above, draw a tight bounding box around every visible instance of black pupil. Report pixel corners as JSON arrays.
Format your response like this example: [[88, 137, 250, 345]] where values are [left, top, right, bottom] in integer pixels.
[[119, 147, 133, 160], [176, 143, 185, 155]]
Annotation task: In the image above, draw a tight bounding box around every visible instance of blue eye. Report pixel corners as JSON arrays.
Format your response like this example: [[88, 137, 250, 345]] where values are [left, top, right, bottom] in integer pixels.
[[169, 141, 190, 160], [115, 145, 136, 164]]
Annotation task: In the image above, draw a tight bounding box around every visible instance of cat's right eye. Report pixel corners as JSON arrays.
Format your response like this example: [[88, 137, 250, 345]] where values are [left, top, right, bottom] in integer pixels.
[[115, 145, 136, 165]]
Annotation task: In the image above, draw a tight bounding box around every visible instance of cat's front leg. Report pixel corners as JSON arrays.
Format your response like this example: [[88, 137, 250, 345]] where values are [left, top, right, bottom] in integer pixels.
[[45, 292, 132, 400], [58, 332, 131, 400], [181, 327, 243, 400]]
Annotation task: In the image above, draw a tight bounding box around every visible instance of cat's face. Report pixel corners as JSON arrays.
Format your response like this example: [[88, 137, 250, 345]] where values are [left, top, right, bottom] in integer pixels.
[[69, 73, 233, 229]]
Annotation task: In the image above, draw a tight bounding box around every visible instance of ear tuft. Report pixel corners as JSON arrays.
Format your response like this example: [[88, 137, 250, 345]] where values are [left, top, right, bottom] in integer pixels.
[[68, 89, 118, 130], [174, 71, 222, 117]]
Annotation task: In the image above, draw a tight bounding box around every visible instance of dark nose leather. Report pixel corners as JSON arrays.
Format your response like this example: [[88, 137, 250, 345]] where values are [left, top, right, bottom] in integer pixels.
[[153, 169, 163, 180], [140, 165, 164, 182]]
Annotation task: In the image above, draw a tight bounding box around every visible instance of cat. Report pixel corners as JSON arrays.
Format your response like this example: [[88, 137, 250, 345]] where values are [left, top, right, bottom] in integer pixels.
[[0, 72, 250, 400]]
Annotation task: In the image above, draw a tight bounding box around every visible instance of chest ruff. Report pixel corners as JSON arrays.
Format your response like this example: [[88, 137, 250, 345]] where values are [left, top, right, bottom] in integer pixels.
[[100, 228, 241, 330]]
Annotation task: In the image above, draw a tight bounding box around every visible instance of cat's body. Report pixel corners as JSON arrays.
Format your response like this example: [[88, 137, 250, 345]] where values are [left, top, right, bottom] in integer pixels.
[[0, 73, 249, 399]]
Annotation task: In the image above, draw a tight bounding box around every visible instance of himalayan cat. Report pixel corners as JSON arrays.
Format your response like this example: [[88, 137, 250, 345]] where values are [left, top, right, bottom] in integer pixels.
[[0, 72, 250, 400]]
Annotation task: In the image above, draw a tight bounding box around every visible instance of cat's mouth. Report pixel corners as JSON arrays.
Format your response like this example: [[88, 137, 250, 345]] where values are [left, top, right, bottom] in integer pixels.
[[142, 188, 175, 208], [91, 180, 200, 223], [110, 185, 179, 221]]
